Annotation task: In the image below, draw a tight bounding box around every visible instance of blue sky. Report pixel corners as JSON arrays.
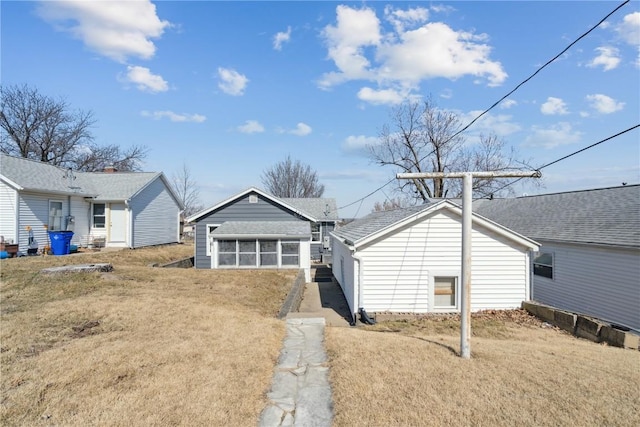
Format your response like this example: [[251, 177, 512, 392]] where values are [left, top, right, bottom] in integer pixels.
[[2, 1, 639, 217]]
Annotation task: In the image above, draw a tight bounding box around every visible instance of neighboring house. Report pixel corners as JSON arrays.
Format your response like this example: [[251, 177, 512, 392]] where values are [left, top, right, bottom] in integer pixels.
[[186, 187, 338, 282], [331, 200, 539, 323], [473, 185, 640, 332], [0, 154, 183, 252]]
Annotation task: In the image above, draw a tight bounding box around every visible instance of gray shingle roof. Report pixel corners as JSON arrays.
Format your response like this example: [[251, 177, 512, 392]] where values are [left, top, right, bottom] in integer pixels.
[[1, 153, 162, 201], [282, 197, 339, 221], [472, 185, 640, 248], [332, 203, 434, 244], [211, 221, 311, 237]]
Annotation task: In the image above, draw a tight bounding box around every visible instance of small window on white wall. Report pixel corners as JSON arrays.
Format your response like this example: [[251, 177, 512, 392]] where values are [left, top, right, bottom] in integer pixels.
[[434, 276, 458, 309]]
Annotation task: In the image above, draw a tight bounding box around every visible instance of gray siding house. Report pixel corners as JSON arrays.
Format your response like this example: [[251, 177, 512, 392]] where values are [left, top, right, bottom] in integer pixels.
[[0, 154, 183, 252], [473, 185, 640, 332], [187, 187, 338, 281]]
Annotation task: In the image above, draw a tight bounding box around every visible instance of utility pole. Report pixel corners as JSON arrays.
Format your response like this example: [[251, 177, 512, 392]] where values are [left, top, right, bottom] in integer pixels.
[[396, 171, 541, 359]]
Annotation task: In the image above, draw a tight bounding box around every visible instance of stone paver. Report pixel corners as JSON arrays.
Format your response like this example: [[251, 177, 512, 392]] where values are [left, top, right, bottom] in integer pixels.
[[259, 318, 333, 427]]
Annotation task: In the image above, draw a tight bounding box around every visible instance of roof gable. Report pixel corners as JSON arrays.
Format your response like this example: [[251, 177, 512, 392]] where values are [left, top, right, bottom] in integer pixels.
[[0, 154, 178, 205], [332, 200, 538, 250], [187, 186, 338, 223]]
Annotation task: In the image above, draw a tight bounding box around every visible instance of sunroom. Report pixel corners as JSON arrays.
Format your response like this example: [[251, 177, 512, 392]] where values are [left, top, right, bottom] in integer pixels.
[[209, 221, 311, 281]]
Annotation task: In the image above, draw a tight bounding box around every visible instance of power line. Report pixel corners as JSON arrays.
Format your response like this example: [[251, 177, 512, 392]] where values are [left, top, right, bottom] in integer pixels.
[[475, 124, 640, 199], [336, 0, 631, 214]]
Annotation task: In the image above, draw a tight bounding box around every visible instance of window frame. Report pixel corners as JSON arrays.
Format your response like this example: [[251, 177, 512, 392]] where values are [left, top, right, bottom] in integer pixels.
[[533, 252, 554, 279], [310, 222, 322, 243], [429, 271, 460, 312], [213, 238, 301, 268], [206, 224, 221, 256], [48, 200, 64, 231], [92, 203, 106, 229]]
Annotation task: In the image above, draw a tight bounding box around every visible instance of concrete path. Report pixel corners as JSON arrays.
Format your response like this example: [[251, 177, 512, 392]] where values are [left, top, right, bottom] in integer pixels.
[[259, 317, 333, 427]]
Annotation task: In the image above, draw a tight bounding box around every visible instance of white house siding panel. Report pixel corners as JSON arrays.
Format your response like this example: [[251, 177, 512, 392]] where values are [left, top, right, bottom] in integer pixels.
[[69, 196, 90, 247], [533, 242, 640, 331], [358, 210, 529, 313], [129, 178, 180, 248], [331, 238, 357, 315], [0, 182, 18, 243], [17, 192, 69, 253]]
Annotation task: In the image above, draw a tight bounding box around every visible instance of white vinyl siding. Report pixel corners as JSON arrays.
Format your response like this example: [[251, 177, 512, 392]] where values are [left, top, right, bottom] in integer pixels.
[[18, 192, 68, 253], [347, 209, 530, 314], [533, 242, 640, 331], [129, 177, 181, 248], [0, 182, 18, 244]]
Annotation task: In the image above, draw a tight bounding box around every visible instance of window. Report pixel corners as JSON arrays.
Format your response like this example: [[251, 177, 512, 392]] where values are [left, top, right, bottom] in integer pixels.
[[434, 276, 457, 308], [92, 203, 106, 228], [238, 240, 256, 266], [281, 241, 299, 266], [311, 223, 321, 242], [249, 195, 258, 203], [533, 252, 553, 279], [218, 240, 237, 266], [49, 201, 63, 230], [260, 240, 278, 266]]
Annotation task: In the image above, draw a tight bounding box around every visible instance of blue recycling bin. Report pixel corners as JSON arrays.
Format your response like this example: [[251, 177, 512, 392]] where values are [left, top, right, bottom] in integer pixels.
[[48, 231, 74, 255]]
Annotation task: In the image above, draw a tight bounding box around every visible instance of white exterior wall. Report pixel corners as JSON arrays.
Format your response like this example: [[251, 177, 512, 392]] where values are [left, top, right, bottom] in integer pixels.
[[350, 210, 531, 314], [331, 237, 357, 316], [17, 192, 69, 252], [129, 178, 180, 248], [69, 196, 91, 247], [0, 182, 18, 243], [533, 242, 640, 331]]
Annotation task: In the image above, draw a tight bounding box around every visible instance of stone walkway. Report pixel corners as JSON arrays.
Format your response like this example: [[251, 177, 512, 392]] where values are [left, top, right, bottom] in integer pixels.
[[258, 317, 333, 427]]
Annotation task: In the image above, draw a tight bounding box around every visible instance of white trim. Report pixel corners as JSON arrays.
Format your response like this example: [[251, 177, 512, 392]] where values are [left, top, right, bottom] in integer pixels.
[[48, 199, 64, 231], [205, 223, 221, 256], [429, 271, 461, 313]]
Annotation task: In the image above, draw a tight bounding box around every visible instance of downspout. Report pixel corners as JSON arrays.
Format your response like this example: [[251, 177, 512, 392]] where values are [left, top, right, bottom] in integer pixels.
[[352, 250, 376, 325]]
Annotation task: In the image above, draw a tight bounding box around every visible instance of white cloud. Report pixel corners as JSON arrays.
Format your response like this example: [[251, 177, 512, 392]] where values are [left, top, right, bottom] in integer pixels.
[[500, 99, 517, 109], [343, 135, 378, 152], [587, 46, 621, 71], [273, 26, 292, 50], [615, 12, 640, 46], [357, 87, 405, 105], [459, 110, 521, 138], [237, 120, 265, 134], [384, 5, 429, 33], [140, 110, 206, 123], [319, 5, 507, 99], [120, 66, 168, 93], [289, 123, 312, 136], [522, 122, 583, 149], [218, 67, 248, 96], [585, 94, 625, 114], [540, 97, 569, 115], [36, 0, 170, 63]]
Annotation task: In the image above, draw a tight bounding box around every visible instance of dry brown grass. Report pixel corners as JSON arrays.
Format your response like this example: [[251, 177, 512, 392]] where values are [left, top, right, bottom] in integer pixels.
[[327, 314, 640, 427], [1, 244, 298, 426]]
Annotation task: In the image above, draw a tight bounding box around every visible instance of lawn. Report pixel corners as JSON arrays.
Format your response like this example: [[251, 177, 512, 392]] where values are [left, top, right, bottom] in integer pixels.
[[2, 246, 638, 426], [327, 313, 640, 426], [0, 244, 297, 426]]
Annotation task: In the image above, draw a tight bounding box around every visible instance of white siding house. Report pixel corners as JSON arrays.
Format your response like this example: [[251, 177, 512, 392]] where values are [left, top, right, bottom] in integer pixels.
[[474, 185, 640, 332], [331, 201, 539, 322], [0, 154, 183, 253]]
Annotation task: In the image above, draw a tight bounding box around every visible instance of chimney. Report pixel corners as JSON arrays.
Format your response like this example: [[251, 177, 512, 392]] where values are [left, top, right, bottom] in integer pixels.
[[104, 165, 117, 173]]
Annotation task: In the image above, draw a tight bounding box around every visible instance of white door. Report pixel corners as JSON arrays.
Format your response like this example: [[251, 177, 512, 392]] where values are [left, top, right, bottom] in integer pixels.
[[109, 203, 127, 243]]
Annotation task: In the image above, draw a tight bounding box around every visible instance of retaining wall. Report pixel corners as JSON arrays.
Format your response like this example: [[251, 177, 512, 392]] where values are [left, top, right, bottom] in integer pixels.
[[522, 301, 639, 350], [277, 269, 307, 319]]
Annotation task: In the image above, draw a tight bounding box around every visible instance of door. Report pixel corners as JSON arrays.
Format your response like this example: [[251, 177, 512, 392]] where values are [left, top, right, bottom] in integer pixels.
[[109, 203, 127, 243]]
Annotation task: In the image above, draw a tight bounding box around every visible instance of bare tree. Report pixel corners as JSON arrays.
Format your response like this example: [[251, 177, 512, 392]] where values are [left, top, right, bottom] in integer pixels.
[[368, 98, 533, 202], [0, 84, 147, 171], [171, 163, 203, 218], [261, 155, 325, 198], [372, 197, 411, 212]]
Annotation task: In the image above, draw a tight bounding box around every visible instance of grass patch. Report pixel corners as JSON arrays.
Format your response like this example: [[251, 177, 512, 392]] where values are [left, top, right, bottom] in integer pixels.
[[327, 313, 640, 426], [1, 244, 298, 426]]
